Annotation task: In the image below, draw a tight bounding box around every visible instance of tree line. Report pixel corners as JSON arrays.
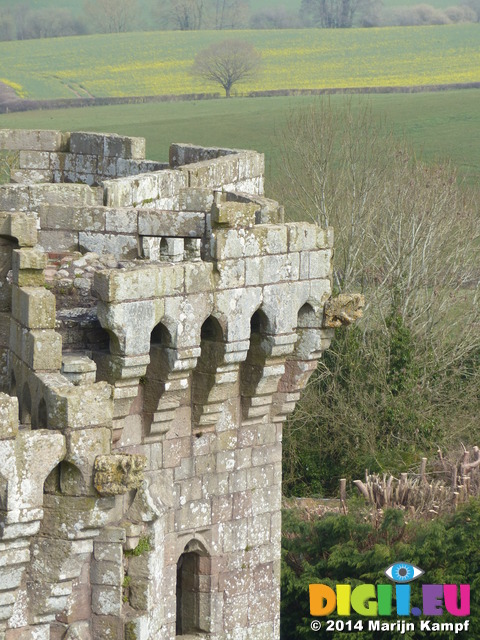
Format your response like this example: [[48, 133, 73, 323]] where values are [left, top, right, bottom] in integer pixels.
[[277, 99, 480, 497], [0, 0, 479, 41]]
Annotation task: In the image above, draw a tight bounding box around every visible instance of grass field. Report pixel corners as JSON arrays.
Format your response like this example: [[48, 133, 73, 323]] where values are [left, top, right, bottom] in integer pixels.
[[1, 90, 479, 183], [0, 25, 479, 100]]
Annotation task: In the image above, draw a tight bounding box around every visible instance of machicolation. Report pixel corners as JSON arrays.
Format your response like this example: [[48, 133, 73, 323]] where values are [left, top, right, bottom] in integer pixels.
[[0, 129, 362, 640]]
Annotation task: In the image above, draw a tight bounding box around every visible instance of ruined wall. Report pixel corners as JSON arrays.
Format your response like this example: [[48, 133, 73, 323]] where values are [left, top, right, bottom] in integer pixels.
[[0, 129, 356, 640]]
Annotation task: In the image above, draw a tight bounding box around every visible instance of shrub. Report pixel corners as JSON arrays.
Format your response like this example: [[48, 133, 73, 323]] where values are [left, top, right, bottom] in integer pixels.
[[281, 499, 480, 638]]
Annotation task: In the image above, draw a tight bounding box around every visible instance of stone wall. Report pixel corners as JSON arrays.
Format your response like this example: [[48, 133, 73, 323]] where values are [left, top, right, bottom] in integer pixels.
[[0, 129, 360, 640]]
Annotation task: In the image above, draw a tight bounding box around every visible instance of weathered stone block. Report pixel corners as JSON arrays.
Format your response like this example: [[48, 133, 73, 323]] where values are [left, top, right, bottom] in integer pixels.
[[92, 615, 124, 640], [24, 329, 62, 370], [79, 232, 138, 260], [91, 585, 122, 616], [104, 134, 145, 160], [0, 394, 18, 439], [47, 381, 113, 430], [94, 264, 183, 303], [30, 538, 88, 582], [105, 208, 137, 234], [29, 184, 102, 208], [0, 431, 65, 513], [37, 229, 77, 253], [0, 185, 30, 211], [103, 178, 133, 208], [12, 248, 46, 273], [61, 354, 97, 386], [244, 253, 299, 286], [71, 131, 142, 160], [0, 129, 67, 152], [11, 286, 56, 329], [41, 205, 106, 232], [91, 560, 123, 586], [18, 151, 50, 171], [286, 222, 318, 252], [237, 150, 265, 181], [138, 210, 205, 237], [0, 212, 36, 247], [212, 202, 256, 229], [0, 566, 24, 590], [179, 187, 214, 212], [11, 169, 53, 185], [94, 543, 123, 564]]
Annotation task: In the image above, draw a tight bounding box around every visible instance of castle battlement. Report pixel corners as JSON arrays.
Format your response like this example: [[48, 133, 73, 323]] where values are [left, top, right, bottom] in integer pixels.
[[0, 129, 360, 640]]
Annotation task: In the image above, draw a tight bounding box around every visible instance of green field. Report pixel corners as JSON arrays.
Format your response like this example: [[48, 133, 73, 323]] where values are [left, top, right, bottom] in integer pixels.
[[0, 25, 479, 100], [1, 90, 479, 183]]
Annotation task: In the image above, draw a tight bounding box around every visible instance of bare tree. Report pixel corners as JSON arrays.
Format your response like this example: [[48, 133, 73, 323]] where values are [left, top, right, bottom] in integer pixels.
[[213, 0, 250, 28], [160, 0, 208, 29], [277, 99, 480, 372], [279, 100, 480, 495], [191, 39, 260, 97], [83, 0, 138, 33], [23, 9, 86, 39], [300, 0, 370, 27]]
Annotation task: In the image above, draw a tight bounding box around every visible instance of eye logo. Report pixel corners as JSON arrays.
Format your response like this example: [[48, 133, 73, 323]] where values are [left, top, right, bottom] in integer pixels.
[[385, 562, 424, 583]]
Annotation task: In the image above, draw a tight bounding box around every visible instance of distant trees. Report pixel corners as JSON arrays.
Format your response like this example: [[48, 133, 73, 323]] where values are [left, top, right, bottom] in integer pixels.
[[212, 0, 250, 29], [191, 39, 261, 97], [300, 0, 371, 27], [249, 6, 302, 28], [387, 2, 476, 24], [0, 10, 15, 41], [22, 8, 87, 39], [83, 0, 138, 33], [157, 0, 208, 30], [0, 0, 476, 40], [299, 0, 478, 26], [0, 4, 86, 40], [154, 0, 249, 30]]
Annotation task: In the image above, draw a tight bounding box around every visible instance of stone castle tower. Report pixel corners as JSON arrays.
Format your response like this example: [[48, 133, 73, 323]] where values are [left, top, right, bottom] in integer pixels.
[[0, 129, 361, 640]]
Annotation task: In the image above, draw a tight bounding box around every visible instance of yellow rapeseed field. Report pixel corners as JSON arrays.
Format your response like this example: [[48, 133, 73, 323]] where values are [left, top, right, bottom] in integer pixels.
[[0, 25, 479, 99]]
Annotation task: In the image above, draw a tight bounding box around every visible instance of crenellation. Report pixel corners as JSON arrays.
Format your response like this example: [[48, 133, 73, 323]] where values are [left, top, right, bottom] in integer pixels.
[[0, 128, 363, 640]]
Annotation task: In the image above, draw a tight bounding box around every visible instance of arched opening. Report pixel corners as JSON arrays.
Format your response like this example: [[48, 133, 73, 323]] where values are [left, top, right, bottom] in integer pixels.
[[0, 472, 7, 511], [9, 371, 16, 398], [191, 316, 225, 430], [88, 323, 118, 354], [89, 323, 121, 384], [59, 461, 85, 495], [176, 543, 212, 636], [297, 303, 316, 327], [0, 235, 17, 312], [240, 308, 272, 417], [159, 238, 169, 261], [295, 303, 319, 358], [0, 235, 16, 393], [143, 321, 175, 434], [44, 463, 61, 495], [43, 461, 85, 496], [20, 382, 32, 427], [36, 398, 48, 429]]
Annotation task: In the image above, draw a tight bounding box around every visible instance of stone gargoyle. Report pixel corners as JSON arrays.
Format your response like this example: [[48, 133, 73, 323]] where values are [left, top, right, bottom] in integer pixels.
[[323, 293, 365, 328], [94, 453, 147, 496]]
